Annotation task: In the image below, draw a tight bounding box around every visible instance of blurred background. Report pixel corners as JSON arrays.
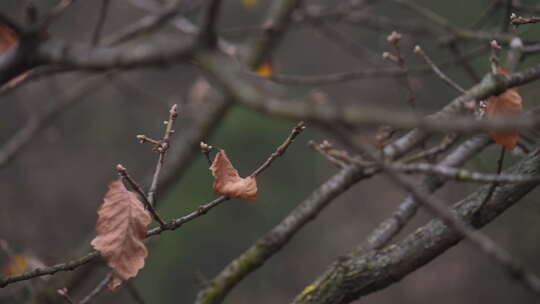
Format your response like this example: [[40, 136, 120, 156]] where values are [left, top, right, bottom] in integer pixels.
[[2, 0, 540, 303]]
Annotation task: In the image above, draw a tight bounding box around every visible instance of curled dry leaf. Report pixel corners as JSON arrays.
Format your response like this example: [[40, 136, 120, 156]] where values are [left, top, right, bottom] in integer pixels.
[[91, 180, 151, 290], [486, 68, 523, 150], [210, 150, 257, 200]]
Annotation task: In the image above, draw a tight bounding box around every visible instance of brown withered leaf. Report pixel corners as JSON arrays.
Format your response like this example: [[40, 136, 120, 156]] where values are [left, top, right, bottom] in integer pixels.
[[91, 180, 151, 290], [1, 254, 28, 276], [486, 68, 523, 150], [210, 150, 257, 200], [0, 23, 17, 53]]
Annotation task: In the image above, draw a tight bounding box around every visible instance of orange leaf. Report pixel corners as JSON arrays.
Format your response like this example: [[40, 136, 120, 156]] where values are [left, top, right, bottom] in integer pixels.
[[210, 150, 257, 200], [0, 23, 17, 54], [256, 63, 273, 78], [2, 254, 28, 276], [486, 68, 523, 150], [0, 23, 28, 88], [91, 180, 151, 290]]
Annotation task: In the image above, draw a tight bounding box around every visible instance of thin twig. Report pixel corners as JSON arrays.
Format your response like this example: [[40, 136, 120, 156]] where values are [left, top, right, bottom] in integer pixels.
[[311, 139, 534, 184], [125, 280, 147, 304], [147, 104, 179, 207], [354, 139, 540, 296], [400, 133, 460, 163], [136, 135, 161, 147], [79, 272, 113, 304], [57, 288, 76, 304], [40, 0, 76, 29], [116, 164, 167, 228], [414, 45, 465, 93], [199, 0, 223, 47], [91, 0, 111, 45], [308, 140, 347, 168], [490, 40, 502, 73], [386, 31, 417, 109], [503, 0, 514, 32], [510, 12, 540, 28], [200, 141, 214, 165], [478, 146, 506, 211], [250, 121, 306, 177], [264, 45, 487, 86], [0, 75, 110, 170]]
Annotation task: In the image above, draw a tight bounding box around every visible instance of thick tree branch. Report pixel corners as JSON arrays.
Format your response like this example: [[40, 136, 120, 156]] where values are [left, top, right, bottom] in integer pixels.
[[293, 149, 540, 304]]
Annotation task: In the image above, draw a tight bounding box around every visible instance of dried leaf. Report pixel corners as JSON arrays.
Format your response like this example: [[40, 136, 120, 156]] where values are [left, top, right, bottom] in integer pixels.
[[256, 63, 273, 78], [2, 254, 28, 276], [486, 68, 523, 149], [0, 24, 17, 53], [210, 150, 257, 200], [91, 180, 151, 290]]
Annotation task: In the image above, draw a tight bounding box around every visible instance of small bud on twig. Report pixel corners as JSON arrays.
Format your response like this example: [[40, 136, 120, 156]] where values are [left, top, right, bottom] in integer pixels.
[[387, 31, 402, 45], [382, 52, 398, 63], [116, 164, 126, 173]]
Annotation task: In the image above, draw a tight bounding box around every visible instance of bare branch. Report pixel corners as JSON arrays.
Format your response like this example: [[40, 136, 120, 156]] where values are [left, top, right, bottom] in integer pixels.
[[116, 164, 167, 228], [510, 12, 540, 27], [250, 121, 305, 177], [294, 145, 540, 303], [414, 45, 465, 93], [79, 272, 113, 304], [199, 0, 223, 47], [91, 0, 111, 45], [147, 104, 179, 207], [356, 140, 540, 297]]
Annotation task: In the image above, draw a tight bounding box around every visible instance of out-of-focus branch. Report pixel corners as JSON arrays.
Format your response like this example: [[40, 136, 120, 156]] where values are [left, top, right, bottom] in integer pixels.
[[510, 13, 540, 27], [293, 149, 540, 304], [394, 0, 513, 42], [414, 45, 465, 93], [360, 139, 540, 297], [78, 272, 112, 304], [91, 0, 111, 45], [359, 135, 491, 252], [195, 49, 540, 132], [199, 0, 223, 47], [0, 75, 109, 170], [244, 0, 304, 68], [266, 45, 487, 86]]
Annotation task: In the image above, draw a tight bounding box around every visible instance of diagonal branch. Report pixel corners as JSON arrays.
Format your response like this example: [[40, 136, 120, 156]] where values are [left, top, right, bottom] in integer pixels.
[[293, 148, 540, 304]]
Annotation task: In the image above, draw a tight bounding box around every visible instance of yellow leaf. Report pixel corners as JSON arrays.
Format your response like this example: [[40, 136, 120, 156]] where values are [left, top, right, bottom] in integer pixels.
[[256, 63, 273, 78], [2, 254, 28, 276]]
